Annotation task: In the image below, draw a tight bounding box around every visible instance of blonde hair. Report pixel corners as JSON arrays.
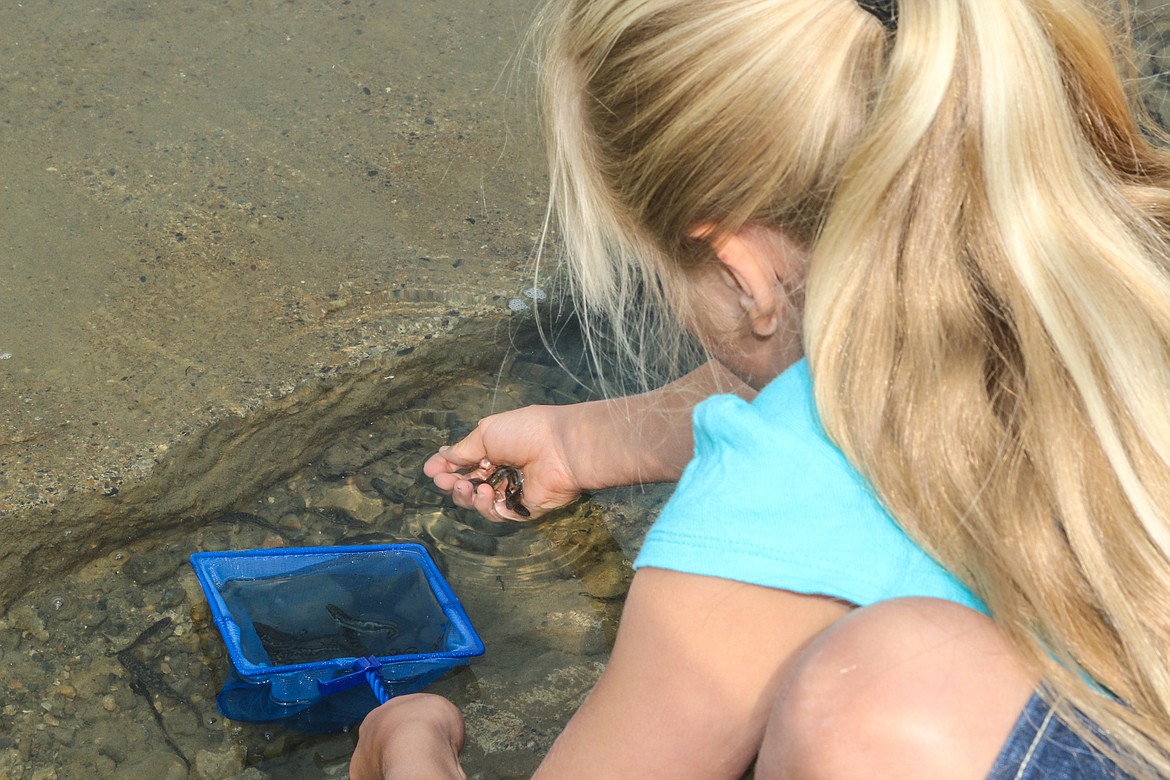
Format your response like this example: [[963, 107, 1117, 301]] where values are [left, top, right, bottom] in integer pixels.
[[537, 0, 886, 390], [538, 0, 1170, 773]]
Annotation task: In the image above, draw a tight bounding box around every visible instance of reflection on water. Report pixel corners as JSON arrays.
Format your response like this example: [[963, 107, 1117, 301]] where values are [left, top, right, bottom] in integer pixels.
[[0, 321, 667, 779]]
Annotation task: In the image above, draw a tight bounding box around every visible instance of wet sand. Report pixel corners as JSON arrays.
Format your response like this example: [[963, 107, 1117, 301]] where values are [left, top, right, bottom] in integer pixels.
[[0, 0, 547, 604]]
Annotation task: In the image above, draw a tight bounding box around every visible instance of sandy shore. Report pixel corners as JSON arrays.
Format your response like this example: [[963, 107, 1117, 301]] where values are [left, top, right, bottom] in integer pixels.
[[0, 0, 547, 604]]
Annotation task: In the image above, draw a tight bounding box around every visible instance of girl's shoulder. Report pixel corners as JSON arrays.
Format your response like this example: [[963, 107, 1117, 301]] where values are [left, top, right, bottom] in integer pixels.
[[693, 357, 824, 459]]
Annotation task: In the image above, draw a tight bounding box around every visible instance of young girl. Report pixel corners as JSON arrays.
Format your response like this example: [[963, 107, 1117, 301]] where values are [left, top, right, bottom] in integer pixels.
[[351, 0, 1170, 777]]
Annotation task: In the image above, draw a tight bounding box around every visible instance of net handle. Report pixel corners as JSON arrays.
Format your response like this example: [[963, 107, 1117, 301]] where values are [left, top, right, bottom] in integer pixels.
[[316, 655, 392, 704]]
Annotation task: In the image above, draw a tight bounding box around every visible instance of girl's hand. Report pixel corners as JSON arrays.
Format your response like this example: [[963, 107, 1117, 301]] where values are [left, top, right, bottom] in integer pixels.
[[423, 405, 583, 522], [426, 359, 751, 522], [350, 694, 467, 780]]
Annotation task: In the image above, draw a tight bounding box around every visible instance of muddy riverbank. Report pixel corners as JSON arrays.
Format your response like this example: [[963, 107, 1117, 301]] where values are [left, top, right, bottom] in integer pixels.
[[0, 0, 549, 605]]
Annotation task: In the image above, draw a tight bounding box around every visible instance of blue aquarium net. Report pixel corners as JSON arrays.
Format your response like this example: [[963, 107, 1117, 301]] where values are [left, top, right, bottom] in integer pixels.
[[190, 544, 484, 733]]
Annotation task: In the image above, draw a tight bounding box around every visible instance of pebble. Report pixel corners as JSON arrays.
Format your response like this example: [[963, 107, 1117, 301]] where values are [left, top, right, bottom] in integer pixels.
[[122, 550, 177, 585], [4, 605, 49, 642], [260, 532, 286, 548], [321, 298, 348, 315], [580, 555, 632, 600], [116, 754, 186, 780], [277, 512, 305, 531], [157, 585, 186, 609], [311, 484, 385, 524], [226, 770, 267, 780], [194, 744, 246, 779]]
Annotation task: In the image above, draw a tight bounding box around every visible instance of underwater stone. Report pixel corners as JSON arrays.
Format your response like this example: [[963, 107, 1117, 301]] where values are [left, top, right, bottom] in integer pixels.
[[225, 769, 268, 780], [122, 550, 176, 586], [3, 605, 48, 642], [310, 483, 385, 524], [318, 439, 388, 477], [118, 754, 187, 780], [193, 744, 246, 780], [579, 554, 632, 600]]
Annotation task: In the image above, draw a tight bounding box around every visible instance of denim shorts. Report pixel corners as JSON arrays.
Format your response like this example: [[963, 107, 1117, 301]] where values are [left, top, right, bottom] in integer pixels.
[[987, 691, 1137, 779]]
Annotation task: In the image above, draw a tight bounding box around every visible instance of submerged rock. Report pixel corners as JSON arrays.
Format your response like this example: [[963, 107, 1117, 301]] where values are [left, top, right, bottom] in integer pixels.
[[307, 483, 385, 524]]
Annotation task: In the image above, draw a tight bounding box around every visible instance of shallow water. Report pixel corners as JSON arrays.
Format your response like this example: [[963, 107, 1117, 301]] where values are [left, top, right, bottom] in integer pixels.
[[0, 318, 671, 779]]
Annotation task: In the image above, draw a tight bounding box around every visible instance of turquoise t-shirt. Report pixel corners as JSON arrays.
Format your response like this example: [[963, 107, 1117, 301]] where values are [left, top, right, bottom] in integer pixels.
[[634, 359, 986, 613]]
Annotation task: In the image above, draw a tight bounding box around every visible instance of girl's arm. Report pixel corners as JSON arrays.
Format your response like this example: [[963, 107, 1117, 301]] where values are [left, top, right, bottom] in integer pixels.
[[532, 567, 849, 779], [561, 358, 752, 488], [425, 360, 750, 519], [350, 568, 849, 779]]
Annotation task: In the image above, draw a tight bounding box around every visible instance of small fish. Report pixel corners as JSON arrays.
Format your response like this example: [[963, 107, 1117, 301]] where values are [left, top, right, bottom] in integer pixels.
[[211, 512, 283, 535], [123, 670, 191, 770], [469, 465, 530, 517], [118, 649, 198, 715], [326, 603, 400, 639], [254, 621, 369, 664]]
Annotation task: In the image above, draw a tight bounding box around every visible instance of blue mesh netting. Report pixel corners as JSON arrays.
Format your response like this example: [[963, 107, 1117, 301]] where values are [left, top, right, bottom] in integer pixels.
[[190, 544, 484, 733]]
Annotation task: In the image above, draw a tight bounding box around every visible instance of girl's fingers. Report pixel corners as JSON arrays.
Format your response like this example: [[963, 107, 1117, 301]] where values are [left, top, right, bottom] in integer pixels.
[[424, 446, 473, 476], [447, 478, 475, 510], [425, 413, 550, 521], [422, 449, 453, 480], [424, 438, 488, 474], [466, 480, 529, 523], [448, 474, 489, 511], [444, 435, 494, 467], [425, 446, 493, 497], [472, 483, 502, 519], [469, 481, 506, 521], [432, 472, 459, 492]]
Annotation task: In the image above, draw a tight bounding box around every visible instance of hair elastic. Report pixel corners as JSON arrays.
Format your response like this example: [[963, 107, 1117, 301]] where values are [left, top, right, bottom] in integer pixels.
[[856, 0, 897, 31]]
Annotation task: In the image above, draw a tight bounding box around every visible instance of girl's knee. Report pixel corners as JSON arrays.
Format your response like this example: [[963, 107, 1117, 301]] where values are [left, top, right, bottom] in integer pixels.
[[757, 598, 1037, 780]]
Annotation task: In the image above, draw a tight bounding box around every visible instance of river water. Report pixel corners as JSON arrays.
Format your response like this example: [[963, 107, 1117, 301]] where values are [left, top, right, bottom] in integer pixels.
[[0, 315, 672, 779]]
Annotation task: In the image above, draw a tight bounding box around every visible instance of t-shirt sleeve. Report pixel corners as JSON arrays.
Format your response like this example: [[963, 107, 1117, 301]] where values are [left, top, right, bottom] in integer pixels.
[[633, 360, 986, 613]]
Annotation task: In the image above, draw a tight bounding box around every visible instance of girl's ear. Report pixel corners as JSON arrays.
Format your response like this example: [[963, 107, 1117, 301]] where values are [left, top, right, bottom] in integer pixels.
[[689, 224, 803, 337]]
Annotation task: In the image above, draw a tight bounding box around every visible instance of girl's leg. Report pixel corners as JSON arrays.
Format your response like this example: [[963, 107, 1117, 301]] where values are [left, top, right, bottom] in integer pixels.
[[755, 597, 1038, 780], [349, 693, 468, 780]]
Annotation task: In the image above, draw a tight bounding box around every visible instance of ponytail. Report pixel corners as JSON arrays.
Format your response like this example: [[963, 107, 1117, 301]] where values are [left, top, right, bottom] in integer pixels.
[[807, 1, 1170, 773]]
